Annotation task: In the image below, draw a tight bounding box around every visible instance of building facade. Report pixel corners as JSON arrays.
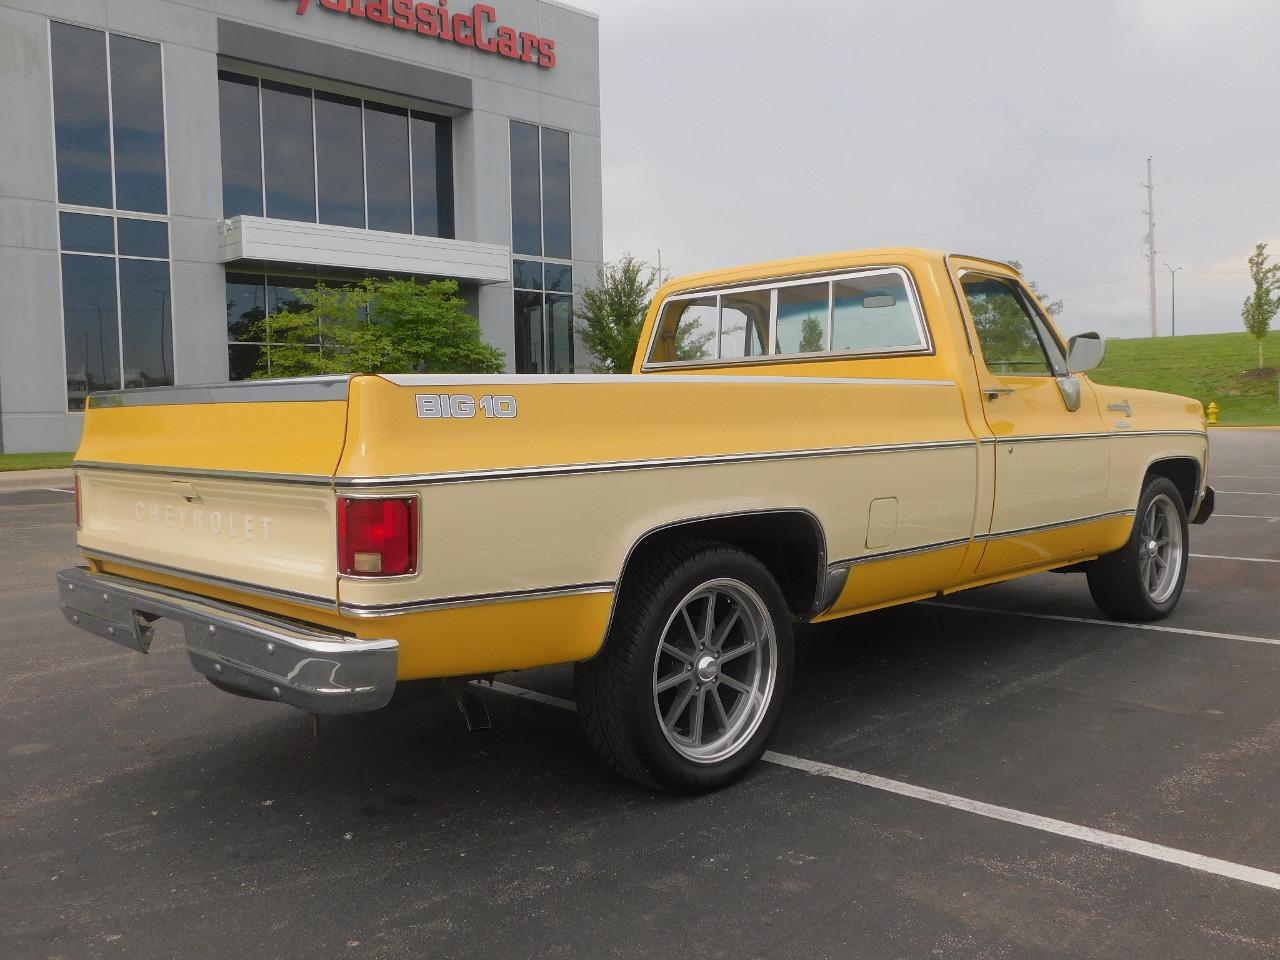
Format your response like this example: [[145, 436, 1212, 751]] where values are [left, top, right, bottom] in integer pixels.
[[0, 0, 602, 453]]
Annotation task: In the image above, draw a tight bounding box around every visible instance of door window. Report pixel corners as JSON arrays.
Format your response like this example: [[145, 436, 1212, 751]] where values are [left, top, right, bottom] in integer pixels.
[[961, 274, 1063, 376]]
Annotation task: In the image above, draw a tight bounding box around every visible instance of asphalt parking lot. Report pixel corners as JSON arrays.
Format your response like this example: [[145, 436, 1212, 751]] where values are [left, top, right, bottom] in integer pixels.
[[4, 430, 1279, 959]]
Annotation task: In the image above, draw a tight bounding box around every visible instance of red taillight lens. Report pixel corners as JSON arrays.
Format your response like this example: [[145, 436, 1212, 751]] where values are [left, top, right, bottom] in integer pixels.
[[338, 497, 418, 577], [74, 473, 82, 531]]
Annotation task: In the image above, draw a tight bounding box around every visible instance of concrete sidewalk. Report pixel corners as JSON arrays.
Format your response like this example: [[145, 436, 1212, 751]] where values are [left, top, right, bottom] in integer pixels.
[[0, 468, 73, 492]]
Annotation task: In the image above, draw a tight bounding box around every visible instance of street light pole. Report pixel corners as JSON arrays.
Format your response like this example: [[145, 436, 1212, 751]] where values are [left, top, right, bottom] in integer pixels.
[[1163, 263, 1182, 336]]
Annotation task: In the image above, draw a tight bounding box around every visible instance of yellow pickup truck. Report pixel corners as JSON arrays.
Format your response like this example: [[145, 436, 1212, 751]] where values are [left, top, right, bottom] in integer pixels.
[[58, 248, 1213, 792]]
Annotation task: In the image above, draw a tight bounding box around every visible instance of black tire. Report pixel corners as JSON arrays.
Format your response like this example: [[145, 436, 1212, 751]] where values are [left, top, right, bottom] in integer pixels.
[[575, 540, 794, 794], [1086, 476, 1189, 621]]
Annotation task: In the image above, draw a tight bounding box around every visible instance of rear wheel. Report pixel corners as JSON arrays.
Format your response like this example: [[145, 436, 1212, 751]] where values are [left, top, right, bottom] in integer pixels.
[[575, 541, 793, 793], [1086, 476, 1189, 621]]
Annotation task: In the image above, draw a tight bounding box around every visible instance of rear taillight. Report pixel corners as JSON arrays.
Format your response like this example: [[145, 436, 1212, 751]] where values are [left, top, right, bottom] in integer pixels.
[[338, 496, 419, 577], [74, 473, 82, 531]]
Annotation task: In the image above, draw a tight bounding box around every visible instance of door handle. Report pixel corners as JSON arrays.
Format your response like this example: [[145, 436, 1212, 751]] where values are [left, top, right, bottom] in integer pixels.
[[983, 387, 1015, 401]]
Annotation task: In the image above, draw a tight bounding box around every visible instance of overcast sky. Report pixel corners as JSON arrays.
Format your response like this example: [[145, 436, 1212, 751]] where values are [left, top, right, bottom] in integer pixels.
[[577, 0, 1279, 340]]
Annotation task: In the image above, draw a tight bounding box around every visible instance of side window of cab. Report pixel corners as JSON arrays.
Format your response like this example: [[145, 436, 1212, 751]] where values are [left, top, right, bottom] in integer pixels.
[[960, 273, 1066, 376]]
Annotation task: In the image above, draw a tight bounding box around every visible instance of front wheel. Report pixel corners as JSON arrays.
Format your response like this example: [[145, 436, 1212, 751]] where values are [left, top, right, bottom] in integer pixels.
[[1086, 476, 1189, 621], [575, 541, 794, 794]]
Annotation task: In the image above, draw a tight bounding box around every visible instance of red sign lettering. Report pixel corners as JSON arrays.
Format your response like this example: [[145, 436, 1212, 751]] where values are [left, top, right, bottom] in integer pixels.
[[292, 0, 557, 69]]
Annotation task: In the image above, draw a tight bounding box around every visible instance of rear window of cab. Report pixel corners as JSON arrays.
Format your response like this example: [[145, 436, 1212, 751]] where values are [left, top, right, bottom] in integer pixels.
[[644, 267, 930, 367]]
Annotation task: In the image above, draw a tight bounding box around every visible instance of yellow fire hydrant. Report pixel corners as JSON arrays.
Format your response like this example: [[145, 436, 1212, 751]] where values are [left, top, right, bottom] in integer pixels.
[[1206, 401, 1219, 425]]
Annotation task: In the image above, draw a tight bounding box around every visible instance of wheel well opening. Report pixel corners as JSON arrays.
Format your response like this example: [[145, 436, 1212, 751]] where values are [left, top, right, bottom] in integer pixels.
[[621, 512, 826, 620], [1146, 457, 1199, 513]]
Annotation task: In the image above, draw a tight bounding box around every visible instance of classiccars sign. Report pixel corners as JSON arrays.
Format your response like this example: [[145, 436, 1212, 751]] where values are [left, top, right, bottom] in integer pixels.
[[291, 0, 557, 68]]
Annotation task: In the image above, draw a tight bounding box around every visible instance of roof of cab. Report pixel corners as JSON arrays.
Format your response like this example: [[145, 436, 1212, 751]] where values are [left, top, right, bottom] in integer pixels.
[[655, 247, 1018, 299]]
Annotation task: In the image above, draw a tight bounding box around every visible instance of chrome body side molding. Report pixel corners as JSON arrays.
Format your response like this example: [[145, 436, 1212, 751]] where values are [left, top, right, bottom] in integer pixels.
[[339, 581, 616, 617], [74, 461, 334, 487], [335, 438, 978, 488]]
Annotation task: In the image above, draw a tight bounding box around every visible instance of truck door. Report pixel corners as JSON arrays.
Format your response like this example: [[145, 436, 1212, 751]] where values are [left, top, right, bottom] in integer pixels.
[[953, 268, 1112, 577]]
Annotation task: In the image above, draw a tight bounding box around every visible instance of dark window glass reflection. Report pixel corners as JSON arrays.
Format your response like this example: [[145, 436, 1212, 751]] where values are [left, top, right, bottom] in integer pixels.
[[513, 259, 543, 290], [218, 72, 262, 217], [364, 104, 411, 233], [119, 259, 173, 389], [60, 213, 115, 255], [62, 254, 120, 408], [109, 35, 166, 214], [411, 113, 453, 238], [510, 121, 541, 256], [541, 128, 571, 260], [228, 343, 263, 381], [117, 218, 168, 259], [315, 92, 365, 228], [545, 263, 573, 293], [514, 290, 544, 373], [226, 274, 267, 342], [547, 293, 574, 373], [51, 23, 112, 208], [261, 81, 315, 223]]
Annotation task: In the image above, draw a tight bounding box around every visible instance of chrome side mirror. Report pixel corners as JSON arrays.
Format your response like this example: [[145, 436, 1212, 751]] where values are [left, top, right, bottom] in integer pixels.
[[1067, 332, 1105, 373]]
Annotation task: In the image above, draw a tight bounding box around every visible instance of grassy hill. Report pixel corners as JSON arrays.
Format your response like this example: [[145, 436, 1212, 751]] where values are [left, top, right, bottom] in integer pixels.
[[1089, 331, 1279, 426]]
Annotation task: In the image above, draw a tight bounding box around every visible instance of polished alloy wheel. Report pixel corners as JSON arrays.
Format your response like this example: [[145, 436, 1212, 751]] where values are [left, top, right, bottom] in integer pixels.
[[651, 578, 777, 764], [1138, 493, 1184, 604]]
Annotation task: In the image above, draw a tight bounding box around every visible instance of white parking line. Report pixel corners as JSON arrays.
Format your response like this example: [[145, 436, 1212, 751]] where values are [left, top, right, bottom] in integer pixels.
[[1217, 490, 1280, 496], [1191, 553, 1280, 564], [1212, 514, 1280, 521], [44, 488, 75, 495], [922, 601, 1280, 647], [763, 752, 1280, 892], [1213, 476, 1280, 480], [476, 681, 1280, 892]]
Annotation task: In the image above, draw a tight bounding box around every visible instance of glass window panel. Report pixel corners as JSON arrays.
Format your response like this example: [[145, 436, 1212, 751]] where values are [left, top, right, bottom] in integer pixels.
[[547, 293, 574, 374], [118, 259, 173, 389], [412, 113, 453, 238], [62, 254, 120, 408], [831, 274, 921, 352], [315, 92, 365, 228], [719, 289, 770, 360], [218, 72, 263, 218], [261, 80, 315, 223], [109, 34, 166, 214], [514, 290, 545, 373], [225, 274, 267, 343], [59, 213, 115, 255], [117, 218, 168, 259], [774, 282, 830, 355], [509, 120, 541, 256], [545, 263, 573, 293], [541, 128, 571, 260], [51, 23, 112, 208], [961, 275, 1052, 375], [513, 258, 543, 290], [268, 276, 320, 345], [648, 296, 717, 363], [364, 103, 411, 233], [228, 343, 263, 381]]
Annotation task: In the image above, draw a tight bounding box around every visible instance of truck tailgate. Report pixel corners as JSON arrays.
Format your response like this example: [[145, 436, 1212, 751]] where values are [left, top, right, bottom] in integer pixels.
[[74, 378, 349, 605]]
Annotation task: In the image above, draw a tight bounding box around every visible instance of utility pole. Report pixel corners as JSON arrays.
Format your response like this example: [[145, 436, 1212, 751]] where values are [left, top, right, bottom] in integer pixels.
[[1142, 157, 1158, 337], [1163, 263, 1182, 337]]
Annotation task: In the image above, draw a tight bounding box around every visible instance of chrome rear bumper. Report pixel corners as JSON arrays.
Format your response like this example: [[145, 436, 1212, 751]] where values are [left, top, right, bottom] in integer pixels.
[[56, 567, 397, 714]]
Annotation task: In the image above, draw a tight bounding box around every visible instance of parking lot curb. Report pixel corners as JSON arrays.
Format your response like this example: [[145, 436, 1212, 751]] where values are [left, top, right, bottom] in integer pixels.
[[0, 468, 74, 492]]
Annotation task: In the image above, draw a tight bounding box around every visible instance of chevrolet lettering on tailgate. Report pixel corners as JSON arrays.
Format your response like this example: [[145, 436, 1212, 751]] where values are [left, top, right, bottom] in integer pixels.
[[57, 248, 1214, 793]]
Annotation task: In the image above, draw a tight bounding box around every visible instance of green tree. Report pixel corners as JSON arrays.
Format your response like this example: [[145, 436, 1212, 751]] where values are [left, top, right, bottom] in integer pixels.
[[250, 277, 505, 378], [1009, 260, 1064, 317], [798, 314, 825, 353], [574, 254, 658, 372], [1242, 242, 1279, 369]]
